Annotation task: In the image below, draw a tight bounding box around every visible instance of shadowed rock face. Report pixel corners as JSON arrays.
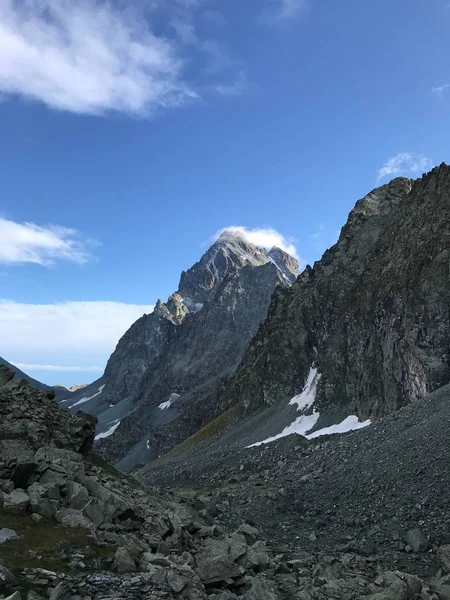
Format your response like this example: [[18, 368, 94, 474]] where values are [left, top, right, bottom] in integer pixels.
[[64, 234, 299, 468], [222, 164, 450, 423]]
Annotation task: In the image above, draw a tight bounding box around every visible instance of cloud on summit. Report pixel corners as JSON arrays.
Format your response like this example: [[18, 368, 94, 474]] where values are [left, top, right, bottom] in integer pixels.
[[214, 225, 301, 262]]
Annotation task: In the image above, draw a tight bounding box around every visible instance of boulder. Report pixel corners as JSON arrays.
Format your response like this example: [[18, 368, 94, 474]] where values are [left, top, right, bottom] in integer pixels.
[[113, 547, 136, 574], [195, 537, 243, 584], [0, 564, 17, 586], [67, 481, 89, 510], [243, 575, 279, 600], [55, 508, 95, 532], [82, 498, 106, 527], [405, 528, 427, 553], [0, 528, 20, 544], [3, 489, 30, 515]]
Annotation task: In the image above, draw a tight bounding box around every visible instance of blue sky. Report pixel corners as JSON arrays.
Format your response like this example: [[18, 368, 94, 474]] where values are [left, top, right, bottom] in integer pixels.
[[1, 0, 449, 386]]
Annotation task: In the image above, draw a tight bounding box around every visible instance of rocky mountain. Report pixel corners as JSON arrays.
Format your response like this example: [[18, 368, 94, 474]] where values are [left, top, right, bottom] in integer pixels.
[[61, 232, 299, 469], [220, 164, 450, 434]]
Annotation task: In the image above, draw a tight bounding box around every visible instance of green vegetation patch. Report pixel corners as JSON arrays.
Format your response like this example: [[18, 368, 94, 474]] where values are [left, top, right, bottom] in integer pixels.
[[0, 510, 115, 572]]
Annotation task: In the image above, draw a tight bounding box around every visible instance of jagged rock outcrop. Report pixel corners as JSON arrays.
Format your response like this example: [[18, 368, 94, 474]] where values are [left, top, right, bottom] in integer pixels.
[[0, 365, 96, 468], [222, 164, 450, 425], [62, 233, 298, 469]]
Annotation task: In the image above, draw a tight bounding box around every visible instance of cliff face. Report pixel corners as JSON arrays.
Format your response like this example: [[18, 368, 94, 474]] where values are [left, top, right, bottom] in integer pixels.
[[62, 233, 298, 468], [223, 165, 450, 423]]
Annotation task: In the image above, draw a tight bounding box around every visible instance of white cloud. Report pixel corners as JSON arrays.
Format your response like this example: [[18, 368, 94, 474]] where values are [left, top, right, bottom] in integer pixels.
[[377, 153, 433, 182], [262, 0, 308, 22], [431, 84, 450, 98], [0, 0, 197, 116], [0, 300, 154, 375], [11, 363, 103, 373], [214, 226, 300, 260], [0, 217, 94, 265]]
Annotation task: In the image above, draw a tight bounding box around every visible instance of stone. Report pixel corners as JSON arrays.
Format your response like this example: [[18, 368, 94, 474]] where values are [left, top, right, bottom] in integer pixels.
[[405, 528, 427, 553], [243, 575, 279, 600], [195, 538, 243, 584], [82, 498, 105, 527], [167, 570, 189, 593], [236, 523, 259, 545], [0, 480, 14, 493], [4, 593, 22, 600], [246, 541, 270, 568], [0, 564, 17, 586], [0, 528, 20, 544], [31, 513, 45, 524], [3, 488, 30, 515], [48, 582, 72, 600], [437, 545, 450, 573], [55, 508, 95, 532], [67, 481, 89, 510], [113, 547, 136, 574], [27, 592, 46, 600]]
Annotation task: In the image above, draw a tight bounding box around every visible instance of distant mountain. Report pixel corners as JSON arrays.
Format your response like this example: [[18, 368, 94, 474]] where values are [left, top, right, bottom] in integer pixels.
[[63, 232, 299, 469]]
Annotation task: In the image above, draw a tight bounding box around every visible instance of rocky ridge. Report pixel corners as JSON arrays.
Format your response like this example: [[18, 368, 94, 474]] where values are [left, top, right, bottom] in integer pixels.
[[221, 164, 450, 429], [62, 232, 299, 469]]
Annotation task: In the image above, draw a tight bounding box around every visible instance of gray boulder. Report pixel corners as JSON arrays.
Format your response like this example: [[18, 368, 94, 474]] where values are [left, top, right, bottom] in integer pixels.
[[405, 528, 427, 553], [113, 547, 136, 574], [67, 481, 89, 510], [55, 508, 95, 532], [3, 488, 30, 515], [0, 528, 20, 544]]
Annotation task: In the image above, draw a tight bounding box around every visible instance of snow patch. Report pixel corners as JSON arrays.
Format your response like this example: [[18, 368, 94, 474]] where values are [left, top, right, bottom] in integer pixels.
[[289, 368, 320, 411], [248, 367, 371, 447], [306, 415, 371, 439], [158, 392, 181, 410], [70, 384, 105, 409], [95, 419, 120, 440]]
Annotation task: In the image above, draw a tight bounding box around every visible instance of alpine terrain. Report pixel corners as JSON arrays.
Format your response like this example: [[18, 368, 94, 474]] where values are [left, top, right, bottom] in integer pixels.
[[60, 232, 299, 469]]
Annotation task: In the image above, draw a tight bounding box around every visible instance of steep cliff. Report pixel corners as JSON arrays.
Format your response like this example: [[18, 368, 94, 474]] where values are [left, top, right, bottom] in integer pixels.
[[223, 164, 450, 426]]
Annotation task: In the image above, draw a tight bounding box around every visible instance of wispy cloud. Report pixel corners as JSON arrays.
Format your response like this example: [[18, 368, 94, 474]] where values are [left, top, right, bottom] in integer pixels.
[[214, 225, 302, 263], [261, 0, 308, 23], [0, 0, 197, 116], [377, 153, 433, 182], [431, 83, 450, 98], [0, 300, 154, 379], [0, 217, 95, 266], [213, 71, 247, 96], [12, 363, 103, 373]]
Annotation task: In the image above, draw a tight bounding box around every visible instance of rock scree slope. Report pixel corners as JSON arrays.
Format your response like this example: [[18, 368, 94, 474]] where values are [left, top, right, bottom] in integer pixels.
[[2, 364, 450, 600]]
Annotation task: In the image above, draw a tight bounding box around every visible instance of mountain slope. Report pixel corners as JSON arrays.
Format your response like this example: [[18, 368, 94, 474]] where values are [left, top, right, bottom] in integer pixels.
[[220, 164, 450, 431], [62, 232, 299, 469], [0, 356, 50, 391]]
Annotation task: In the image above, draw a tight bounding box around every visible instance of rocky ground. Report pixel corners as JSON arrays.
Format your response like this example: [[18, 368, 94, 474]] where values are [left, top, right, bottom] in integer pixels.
[[2, 365, 450, 599]]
